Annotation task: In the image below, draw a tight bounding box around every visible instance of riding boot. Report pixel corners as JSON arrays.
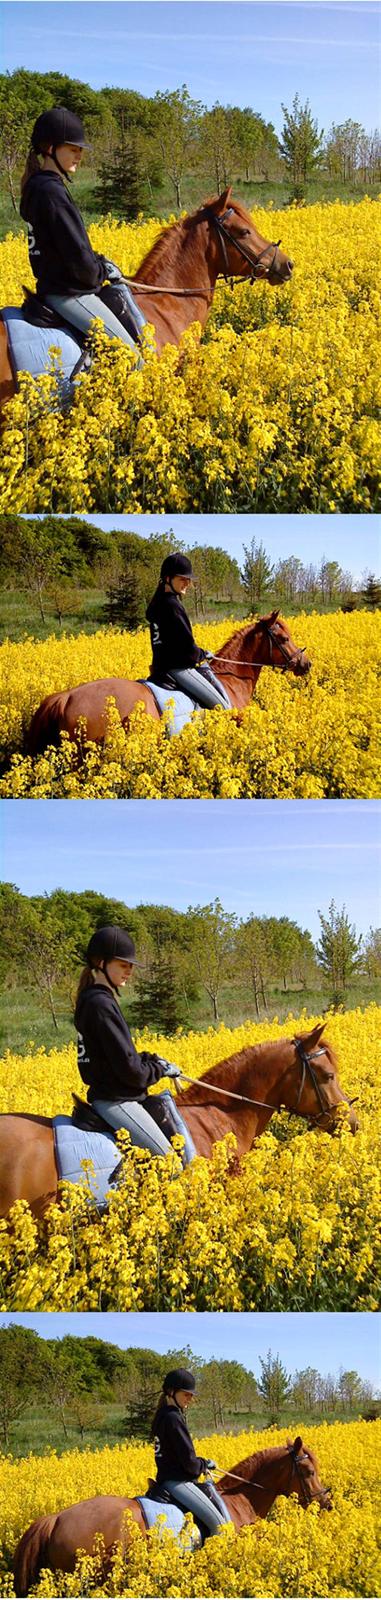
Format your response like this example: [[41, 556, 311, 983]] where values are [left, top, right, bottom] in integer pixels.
[[142, 1091, 196, 1167]]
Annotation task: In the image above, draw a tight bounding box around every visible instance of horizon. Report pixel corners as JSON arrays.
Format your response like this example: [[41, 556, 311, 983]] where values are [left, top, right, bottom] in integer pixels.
[[2, 799, 380, 940], [3, 1312, 380, 1388], [3, 3, 380, 135]]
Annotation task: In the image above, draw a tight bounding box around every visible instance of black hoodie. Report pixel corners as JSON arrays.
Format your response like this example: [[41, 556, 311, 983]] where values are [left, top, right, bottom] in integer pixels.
[[20, 169, 107, 296], [146, 586, 206, 681], [154, 1402, 208, 1484], [74, 983, 165, 1101]]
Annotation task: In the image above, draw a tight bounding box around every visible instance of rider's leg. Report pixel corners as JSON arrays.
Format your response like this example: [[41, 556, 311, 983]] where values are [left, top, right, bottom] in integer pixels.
[[161, 1481, 228, 1536], [92, 1098, 173, 1156], [170, 666, 231, 710], [142, 1090, 196, 1166], [44, 292, 138, 351]]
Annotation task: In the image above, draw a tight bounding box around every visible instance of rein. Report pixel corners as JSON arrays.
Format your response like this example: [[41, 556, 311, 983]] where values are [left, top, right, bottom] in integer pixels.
[[179, 1038, 352, 1126]]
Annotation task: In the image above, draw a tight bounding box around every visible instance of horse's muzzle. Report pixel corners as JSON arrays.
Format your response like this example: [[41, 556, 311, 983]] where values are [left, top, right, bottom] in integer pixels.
[[296, 655, 311, 677], [269, 258, 293, 285]]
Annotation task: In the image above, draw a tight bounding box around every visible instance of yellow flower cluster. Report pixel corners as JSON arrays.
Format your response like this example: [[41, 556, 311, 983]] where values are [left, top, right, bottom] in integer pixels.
[[1, 611, 380, 798], [0, 1006, 379, 1311], [1, 1421, 380, 1596], [0, 200, 380, 511]]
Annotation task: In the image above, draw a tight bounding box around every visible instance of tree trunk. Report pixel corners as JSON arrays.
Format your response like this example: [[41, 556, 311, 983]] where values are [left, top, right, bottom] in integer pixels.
[[212, 994, 219, 1023], [45, 978, 59, 1030], [6, 157, 18, 214]]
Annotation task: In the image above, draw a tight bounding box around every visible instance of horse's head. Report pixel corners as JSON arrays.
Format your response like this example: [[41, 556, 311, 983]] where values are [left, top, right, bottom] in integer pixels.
[[281, 1024, 359, 1135], [286, 1438, 333, 1510], [251, 611, 311, 677], [205, 188, 293, 286]]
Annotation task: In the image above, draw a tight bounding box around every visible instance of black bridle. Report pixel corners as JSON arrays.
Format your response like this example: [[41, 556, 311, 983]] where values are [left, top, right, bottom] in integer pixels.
[[292, 1039, 358, 1128], [211, 620, 308, 679], [204, 205, 283, 288]]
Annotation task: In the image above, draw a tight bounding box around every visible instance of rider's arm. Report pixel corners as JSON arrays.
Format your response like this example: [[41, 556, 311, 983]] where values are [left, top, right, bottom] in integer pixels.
[[163, 1410, 207, 1478], [37, 189, 107, 292], [84, 1003, 166, 1095], [164, 594, 206, 667]]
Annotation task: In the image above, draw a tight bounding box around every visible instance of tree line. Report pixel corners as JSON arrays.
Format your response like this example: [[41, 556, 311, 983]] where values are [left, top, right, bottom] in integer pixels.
[[0, 884, 379, 1034], [0, 1323, 378, 1452], [0, 69, 380, 217], [0, 516, 379, 636]]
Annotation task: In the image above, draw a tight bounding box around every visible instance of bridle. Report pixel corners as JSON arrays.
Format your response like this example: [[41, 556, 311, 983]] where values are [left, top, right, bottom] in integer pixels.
[[124, 206, 284, 298], [179, 1037, 356, 1128], [203, 204, 283, 288], [210, 620, 307, 679]]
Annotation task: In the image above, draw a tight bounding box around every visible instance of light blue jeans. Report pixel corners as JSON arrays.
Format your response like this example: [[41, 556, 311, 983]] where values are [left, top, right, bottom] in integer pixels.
[[161, 1480, 230, 1536], [45, 291, 138, 351], [93, 1098, 172, 1157], [170, 665, 230, 711]]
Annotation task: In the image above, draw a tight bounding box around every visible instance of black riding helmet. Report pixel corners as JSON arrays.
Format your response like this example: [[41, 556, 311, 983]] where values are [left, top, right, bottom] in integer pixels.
[[31, 106, 91, 179], [163, 1369, 197, 1395], [160, 554, 195, 586], [86, 925, 143, 991]]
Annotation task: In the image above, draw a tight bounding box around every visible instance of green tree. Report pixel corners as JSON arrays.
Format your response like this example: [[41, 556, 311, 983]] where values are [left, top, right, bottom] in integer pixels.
[[279, 94, 324, 199], [241, 539, 274, 610], [360, 573, 381, 609], [257, 1350, 291, 1425], [95, 130, 148, 218], [152, 86, 203, 209], [316, 900, 363, 1008], [132, 947, 188, 1035], [187, 899, 237, 1023], [0, 1323, 44, 1447], [103, 563, 146, 629]]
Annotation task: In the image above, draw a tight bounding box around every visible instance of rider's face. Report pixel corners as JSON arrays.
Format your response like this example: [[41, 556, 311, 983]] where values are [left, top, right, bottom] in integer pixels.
[[174, 1389, 195, 1410], [47, 143, 83, 173], [100, 958, 134, 987], [171, 576, 192, 594]]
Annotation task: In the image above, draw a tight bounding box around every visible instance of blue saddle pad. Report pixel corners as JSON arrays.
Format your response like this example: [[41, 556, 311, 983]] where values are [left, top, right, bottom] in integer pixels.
[[140, 680, 196, 737], [52, 1115, 121, 1207], [2, 306, 81, 391], [136, 1498, 185, 1536]]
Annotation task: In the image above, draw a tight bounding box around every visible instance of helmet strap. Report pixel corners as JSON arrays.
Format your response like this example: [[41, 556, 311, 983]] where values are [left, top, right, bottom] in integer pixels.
[[51, 148, 72, 182]]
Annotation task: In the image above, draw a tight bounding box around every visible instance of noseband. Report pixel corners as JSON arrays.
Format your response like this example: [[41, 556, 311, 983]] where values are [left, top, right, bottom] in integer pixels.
[[204, 205, 282, 287]]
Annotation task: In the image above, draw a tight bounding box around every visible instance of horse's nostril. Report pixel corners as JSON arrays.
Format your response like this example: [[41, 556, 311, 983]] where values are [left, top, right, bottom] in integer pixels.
[[287, 260, 293, 271]]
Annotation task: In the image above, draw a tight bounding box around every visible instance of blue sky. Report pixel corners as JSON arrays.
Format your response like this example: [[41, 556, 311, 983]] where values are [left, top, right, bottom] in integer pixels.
[[3, 1312, 380, 1385], [74, 514, 380, 579], [2, 800, 380, 938], [3, 2, 380, 133]]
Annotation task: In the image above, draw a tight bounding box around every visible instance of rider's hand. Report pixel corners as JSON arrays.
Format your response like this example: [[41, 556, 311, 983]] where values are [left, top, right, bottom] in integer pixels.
[[204, 1460, 217, 1471], [157, 1057, 182, 1080], [103, 258, 124, 282]]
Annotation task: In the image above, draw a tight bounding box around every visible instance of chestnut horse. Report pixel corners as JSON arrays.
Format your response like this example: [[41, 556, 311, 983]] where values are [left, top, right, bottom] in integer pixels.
[[0, 1025, 358, 1218], [0, 188, 292, 403], [13, 1436, 332, 1596], [28, 612, 311, 755]]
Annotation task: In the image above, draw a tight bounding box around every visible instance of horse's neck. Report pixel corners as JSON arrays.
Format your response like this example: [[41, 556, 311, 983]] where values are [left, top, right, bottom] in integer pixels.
[[133, 218, 218, 332], [213, 630, 264, 708], [221, 1457, 287, 1528]]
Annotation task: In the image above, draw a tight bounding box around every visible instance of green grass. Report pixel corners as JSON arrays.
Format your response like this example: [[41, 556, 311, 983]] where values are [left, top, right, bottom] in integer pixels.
[[0, 168, 378, 243], [0, 586, 363, 646], [1, 979, 379, 1060], [5, 1398, 369, 1461]]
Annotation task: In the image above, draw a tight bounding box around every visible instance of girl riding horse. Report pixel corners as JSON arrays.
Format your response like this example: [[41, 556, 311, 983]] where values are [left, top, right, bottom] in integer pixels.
[[20, 106, 144, 352], [146, 554, 231, 711], [74, 925, 194, 1163], [151, 1368, 230, 1538]]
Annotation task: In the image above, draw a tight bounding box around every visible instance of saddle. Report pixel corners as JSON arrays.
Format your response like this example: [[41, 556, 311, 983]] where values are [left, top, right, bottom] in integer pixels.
[[71, 1093, 114, 1136], [22, 286, 85, 341]]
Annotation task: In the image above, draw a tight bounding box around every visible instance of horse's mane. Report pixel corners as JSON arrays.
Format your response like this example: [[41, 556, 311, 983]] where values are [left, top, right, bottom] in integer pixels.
[[217, 1442, 317, 1494], [178, 1039, 290, 1107], [133, 192, 257, 282], [178, 1032, 336, 1108], [213, 616, 289, 664]]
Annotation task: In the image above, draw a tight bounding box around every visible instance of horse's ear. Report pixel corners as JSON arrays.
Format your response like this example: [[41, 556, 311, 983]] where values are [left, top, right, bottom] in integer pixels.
[[293, 1436, 303, 1454], [215, 186, 233, 213], [262, 609, 280, 624], [301, 1022, 326, 1049]]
